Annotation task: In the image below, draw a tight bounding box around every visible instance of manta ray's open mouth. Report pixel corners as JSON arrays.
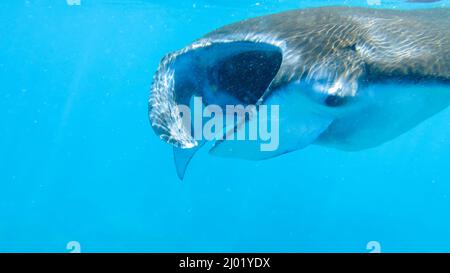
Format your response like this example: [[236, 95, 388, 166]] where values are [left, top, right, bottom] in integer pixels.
[[204, 42, 282, 106], [149, 41, 283, 148]]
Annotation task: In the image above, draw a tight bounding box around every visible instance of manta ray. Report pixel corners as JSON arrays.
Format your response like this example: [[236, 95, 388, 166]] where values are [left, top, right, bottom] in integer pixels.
[[149, 7, 450, 179]]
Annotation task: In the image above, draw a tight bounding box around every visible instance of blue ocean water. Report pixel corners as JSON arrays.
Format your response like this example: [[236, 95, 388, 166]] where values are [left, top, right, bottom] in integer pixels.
[[0, 0, 449, 253]]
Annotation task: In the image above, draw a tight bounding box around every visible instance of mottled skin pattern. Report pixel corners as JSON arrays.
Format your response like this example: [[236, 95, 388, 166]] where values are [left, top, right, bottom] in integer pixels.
[[149, 7, 450, 149], [204, 7, 449, 97]]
